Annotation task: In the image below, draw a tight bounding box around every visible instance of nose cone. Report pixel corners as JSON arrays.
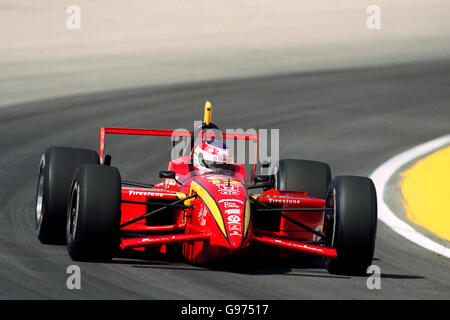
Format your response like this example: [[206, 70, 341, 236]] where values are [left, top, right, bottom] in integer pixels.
[[220, 197, 250, 250], [189, 175, 251, 262], [229, 233, 243, 249]]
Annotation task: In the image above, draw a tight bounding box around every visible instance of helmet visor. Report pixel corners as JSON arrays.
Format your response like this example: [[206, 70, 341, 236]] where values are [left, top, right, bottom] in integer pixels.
[[198, 152, 233, 171], [202, 159, 233, 171]]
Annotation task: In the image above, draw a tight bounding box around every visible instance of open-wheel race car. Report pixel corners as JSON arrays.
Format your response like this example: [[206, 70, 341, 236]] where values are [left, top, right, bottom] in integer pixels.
[[35, 102, 377, 275]]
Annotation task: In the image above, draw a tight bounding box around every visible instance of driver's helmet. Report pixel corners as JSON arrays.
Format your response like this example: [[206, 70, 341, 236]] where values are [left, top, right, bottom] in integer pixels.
[[192, 140, 233, 173]]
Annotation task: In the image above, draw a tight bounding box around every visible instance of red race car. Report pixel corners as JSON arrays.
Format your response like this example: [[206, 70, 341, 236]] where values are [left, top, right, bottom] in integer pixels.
[[35, 102, 377, 275]]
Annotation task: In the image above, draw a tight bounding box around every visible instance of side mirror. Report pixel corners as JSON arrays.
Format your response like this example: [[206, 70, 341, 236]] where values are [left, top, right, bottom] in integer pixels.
[[261, 160, 271, 168], [159, 170, 176, 179], [253, 174, 273, 184], [104, 154, 112, 166], [248, 174, 275, 190]]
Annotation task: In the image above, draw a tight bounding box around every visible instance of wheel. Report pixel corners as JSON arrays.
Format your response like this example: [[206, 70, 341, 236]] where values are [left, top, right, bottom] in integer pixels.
[[275, 159, 331, 199], [66, 164, 121, 262], [36, 147, 99, 244], [324, 176, 377, 275]]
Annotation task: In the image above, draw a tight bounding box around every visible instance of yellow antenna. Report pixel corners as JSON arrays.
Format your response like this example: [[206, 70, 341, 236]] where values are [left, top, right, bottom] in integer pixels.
[[203, 101, 212, 125]]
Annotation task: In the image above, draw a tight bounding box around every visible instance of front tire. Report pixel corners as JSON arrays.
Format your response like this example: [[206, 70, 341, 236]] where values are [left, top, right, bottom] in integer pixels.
[[66, 164, 121, 262], [36, 147, 99, 244], [324, 176, 377, 275]]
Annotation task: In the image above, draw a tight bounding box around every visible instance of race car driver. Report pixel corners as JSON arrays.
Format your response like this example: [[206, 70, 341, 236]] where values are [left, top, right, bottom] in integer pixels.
[[192, 140, 233, 174]]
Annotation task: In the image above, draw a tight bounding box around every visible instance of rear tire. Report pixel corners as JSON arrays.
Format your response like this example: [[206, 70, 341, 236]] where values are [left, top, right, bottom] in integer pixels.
[[36, 147, 99, 244], [275, 159, 331, 199], [66, 164, 121, 262], [324, 176, 377, 275]]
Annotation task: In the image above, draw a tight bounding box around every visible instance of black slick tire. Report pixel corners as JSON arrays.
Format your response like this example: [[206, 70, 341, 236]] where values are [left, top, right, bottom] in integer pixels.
[[325, 176, 377, 275], [36, 147, 99, 244], [66, 164, 121, 262]]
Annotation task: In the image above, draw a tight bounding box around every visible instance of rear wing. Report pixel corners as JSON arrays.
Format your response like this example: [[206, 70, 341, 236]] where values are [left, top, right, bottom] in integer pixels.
[[98, 127, 260, 180]]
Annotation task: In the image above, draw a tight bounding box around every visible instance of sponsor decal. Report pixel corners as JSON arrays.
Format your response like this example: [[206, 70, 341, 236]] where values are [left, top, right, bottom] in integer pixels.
[[165, 178, 177, 187], [217, 184, 240, 196], [229, 224, 241, 231], [226, 212, 242, 236], [128, 190, 166, 197], [267, 198, 301, 205], [224, 201, 240, 208], [225, 208, 241, 215], [199, 206, 208, 226], [218, 199, 244, 204], [196, 204, 208, 226], [197, 204, 204, 221], [205, 175, 227, 180], [227, 215, 241, 224]]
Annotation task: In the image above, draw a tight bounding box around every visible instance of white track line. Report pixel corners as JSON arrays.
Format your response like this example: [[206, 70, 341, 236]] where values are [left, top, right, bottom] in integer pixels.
[[370, 134, 450, 258]]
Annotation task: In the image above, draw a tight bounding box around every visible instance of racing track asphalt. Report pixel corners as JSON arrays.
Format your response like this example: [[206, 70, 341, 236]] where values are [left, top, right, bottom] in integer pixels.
[[0, 59, 449, 299]]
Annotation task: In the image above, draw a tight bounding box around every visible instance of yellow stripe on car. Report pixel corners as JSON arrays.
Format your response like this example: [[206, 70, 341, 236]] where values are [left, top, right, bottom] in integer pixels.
[[189, 180, 228, 240], [401, 145, 450, 241], [244, 199, 250, 237]]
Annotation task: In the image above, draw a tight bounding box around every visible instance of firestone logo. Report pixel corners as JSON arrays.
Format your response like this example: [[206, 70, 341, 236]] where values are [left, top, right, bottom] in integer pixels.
[[128, 190, 165, 197], [267, 198, 301, 205]]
